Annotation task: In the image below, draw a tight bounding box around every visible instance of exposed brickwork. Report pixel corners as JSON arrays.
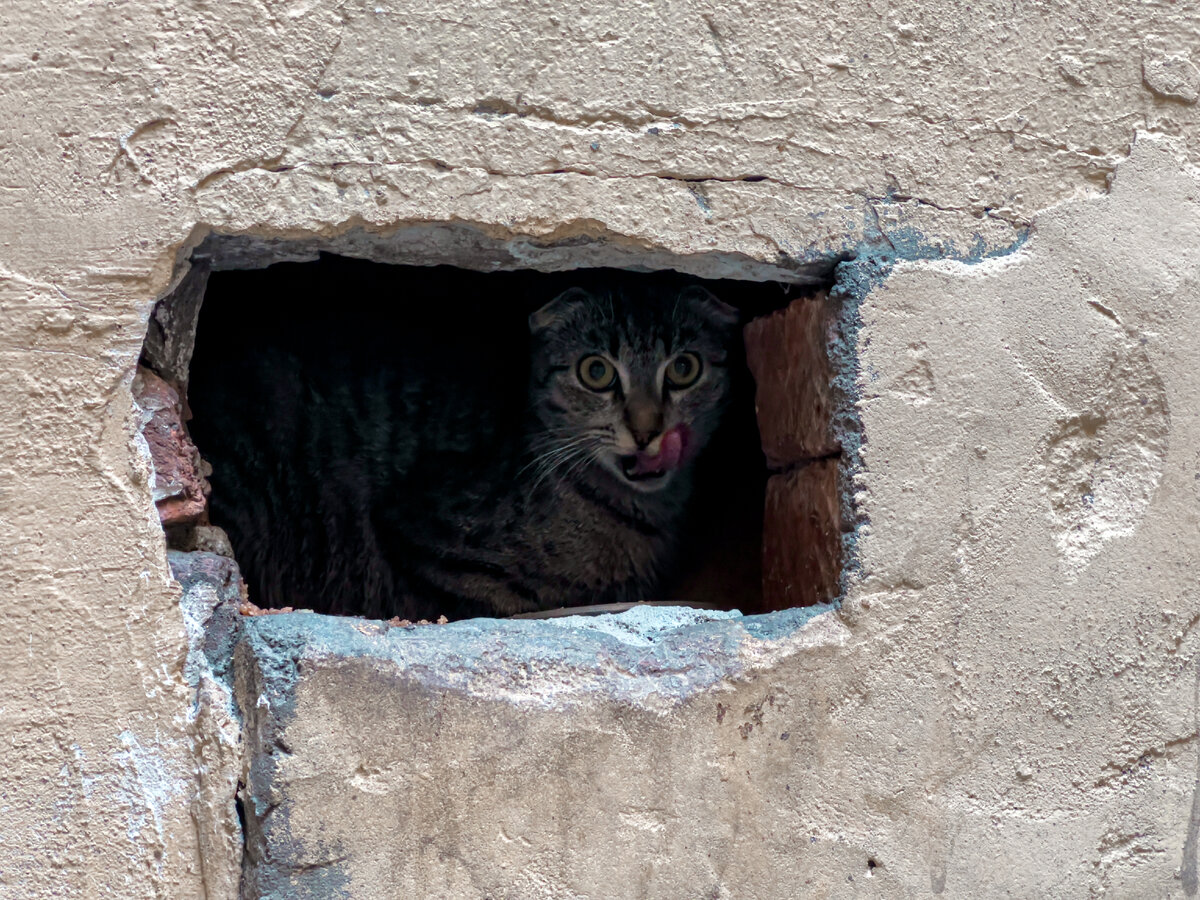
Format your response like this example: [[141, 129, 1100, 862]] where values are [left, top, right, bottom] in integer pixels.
[[744, 294, 841, 608], [133, 366, 210, 526], [762, 460, 841, 609], [743, 293, 838, 468]]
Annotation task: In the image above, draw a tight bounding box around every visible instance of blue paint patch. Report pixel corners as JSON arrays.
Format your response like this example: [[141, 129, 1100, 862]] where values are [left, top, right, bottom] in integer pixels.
[[543, 604, 741, 645], [687, 183, 713, 216], [169, 550, 245, 698], [843, 199, 1031, 290], [249, 852, 353, 900], [238, 602, 835, 712]]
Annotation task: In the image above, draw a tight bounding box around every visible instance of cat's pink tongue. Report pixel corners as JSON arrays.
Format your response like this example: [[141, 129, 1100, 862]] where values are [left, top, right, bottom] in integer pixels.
[[632, 426, 688, 475]]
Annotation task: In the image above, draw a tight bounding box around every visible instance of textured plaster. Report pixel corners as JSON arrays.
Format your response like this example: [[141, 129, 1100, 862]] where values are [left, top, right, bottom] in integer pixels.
[[225, 136, 1200, 899], [2, 0, 1200, 896], [234, 606, 843, 898]]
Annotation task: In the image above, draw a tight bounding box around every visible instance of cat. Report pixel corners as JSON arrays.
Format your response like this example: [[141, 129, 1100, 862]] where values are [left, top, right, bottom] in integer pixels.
[[186, 275, 739, 621]]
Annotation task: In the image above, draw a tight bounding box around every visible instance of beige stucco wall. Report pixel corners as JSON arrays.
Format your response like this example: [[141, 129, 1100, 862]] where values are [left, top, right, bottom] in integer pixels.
[[2, 0, 1199, 896]]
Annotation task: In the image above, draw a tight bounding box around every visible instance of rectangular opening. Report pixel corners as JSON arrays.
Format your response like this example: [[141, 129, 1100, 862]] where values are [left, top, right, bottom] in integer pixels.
[[139, 252, 842, 621]]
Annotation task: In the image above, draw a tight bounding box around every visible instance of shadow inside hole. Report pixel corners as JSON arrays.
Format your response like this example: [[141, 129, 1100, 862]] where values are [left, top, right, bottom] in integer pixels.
[[179, 255, 816, 620]]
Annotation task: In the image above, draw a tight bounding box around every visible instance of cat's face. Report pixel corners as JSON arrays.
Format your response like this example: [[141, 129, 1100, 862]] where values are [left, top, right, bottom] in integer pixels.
[[528, 283, 739, 494]]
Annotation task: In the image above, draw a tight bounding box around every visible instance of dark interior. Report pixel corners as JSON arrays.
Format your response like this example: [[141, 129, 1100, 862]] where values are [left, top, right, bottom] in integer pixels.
[[185, 255, 808, 618]]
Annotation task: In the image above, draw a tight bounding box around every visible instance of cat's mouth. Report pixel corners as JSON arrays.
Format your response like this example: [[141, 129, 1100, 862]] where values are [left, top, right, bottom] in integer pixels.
[[616, 426, 689, 487], [619, 454, 670, 482]]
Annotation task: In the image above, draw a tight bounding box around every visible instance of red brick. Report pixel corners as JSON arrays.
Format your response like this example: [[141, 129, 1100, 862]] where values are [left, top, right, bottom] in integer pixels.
[[762, 459, 841, 609], [743, 293, 838, 468], [133, 366, 210, 526]]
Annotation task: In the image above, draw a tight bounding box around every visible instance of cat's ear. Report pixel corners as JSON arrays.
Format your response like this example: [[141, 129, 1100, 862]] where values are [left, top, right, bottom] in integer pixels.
[[680, 286, 739, 331], [529, 287, 591, 334]]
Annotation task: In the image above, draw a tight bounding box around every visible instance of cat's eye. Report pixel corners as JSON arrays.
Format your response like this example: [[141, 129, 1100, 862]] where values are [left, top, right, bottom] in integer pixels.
[[665, 352, 703, 389], [577, 354, 617, 391]]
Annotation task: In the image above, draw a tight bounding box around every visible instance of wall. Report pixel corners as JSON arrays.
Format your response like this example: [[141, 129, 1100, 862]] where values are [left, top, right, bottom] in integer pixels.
[[1, 0, 1198, 896]]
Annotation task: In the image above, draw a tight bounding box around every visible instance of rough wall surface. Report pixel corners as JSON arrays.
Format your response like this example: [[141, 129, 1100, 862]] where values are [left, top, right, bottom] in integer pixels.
[[1, 0, 1199, 896], [230, 139, 1200, 898]]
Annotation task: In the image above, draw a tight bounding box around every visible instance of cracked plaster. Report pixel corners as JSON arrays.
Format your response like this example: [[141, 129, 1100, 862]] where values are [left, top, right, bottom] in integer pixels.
[[3, 0, 1200, 896], [221, 136, 1200, 899]]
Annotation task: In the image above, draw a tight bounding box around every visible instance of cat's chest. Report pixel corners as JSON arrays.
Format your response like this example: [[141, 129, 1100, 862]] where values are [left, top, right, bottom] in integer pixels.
[[527, 488, 674, 592]]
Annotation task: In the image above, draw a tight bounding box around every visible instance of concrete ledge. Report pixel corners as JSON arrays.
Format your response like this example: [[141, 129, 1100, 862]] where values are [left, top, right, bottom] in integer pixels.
[[234, 605, 846, 897], [237, 604, 843, 710]]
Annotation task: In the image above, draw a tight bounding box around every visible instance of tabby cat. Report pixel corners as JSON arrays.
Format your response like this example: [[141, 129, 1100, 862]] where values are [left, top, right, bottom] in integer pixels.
[[188, 276, 739, 620]]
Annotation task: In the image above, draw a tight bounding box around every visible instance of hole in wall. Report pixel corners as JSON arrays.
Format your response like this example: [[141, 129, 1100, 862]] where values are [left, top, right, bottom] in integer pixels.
[[139, 243, 845, 623]]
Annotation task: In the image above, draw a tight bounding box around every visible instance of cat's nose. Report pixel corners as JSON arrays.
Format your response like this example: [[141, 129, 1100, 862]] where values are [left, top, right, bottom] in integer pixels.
[[631, 426, 661, 450], [625, 398, 663, 449]]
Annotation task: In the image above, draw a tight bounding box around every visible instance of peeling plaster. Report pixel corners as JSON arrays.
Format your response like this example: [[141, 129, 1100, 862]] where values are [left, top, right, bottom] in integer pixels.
[[5, 0, 1200, 895]]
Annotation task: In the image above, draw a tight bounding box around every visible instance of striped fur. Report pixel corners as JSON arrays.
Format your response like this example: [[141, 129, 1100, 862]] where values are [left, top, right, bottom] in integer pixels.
[[188, 281, 738, 620]]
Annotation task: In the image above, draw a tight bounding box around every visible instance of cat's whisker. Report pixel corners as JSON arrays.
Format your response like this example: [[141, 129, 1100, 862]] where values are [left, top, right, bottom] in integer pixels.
[[560, 446, 602, 484], [527, 439, 591, 480], [533, 424, 610, 439], [528, 438, 606, 494], [519, 435, 595, 478], [526, 432, 591, 456], [523, 428, 611, 465], [528, 447, 589, 495]]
